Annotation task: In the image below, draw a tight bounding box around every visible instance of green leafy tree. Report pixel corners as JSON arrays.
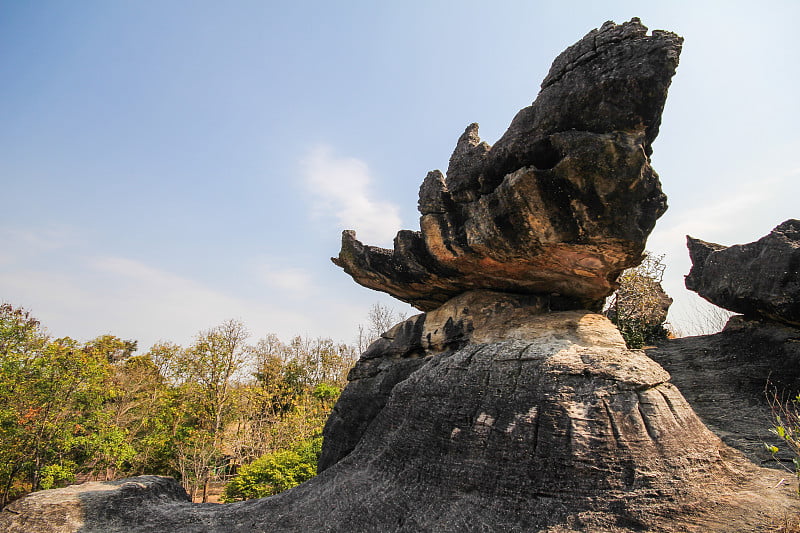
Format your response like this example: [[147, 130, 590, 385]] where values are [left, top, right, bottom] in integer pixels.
[[0, 318, 131, 503], [0, 306, 357, 504], [148, 320, 251, 501], [221, 437, 322, 502], [0, 305, 145, 504], [104, 352, 179, 479]]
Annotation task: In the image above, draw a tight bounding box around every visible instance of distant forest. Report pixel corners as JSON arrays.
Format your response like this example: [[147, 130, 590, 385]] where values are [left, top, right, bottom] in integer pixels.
[[0, 302, 402, 505]]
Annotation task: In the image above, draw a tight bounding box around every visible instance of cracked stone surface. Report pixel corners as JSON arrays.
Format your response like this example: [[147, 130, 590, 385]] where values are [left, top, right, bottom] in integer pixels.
[[333, 18, 683, 311]]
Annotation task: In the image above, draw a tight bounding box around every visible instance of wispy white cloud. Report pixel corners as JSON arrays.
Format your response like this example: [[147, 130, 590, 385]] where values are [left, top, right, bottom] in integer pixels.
[[0, 223, 391, 352], [301, 145, 402, 247], [252, 261, 314, 297], [0, 244, 308, 350], [0, 224, 83, 266]]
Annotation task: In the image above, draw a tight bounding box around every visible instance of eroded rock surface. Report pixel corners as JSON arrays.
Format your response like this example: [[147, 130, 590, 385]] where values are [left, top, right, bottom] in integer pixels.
[[685, 219, 800, 327], [3, 292, 796, 532], [333, 18, 683, 311], [0, 476, 190, 533], [648, 316, 800, 468]]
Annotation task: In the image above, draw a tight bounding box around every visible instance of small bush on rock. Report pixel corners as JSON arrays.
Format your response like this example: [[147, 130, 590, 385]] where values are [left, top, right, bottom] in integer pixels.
[[605, 253, 672, 349], [766, 388, 800, 495]]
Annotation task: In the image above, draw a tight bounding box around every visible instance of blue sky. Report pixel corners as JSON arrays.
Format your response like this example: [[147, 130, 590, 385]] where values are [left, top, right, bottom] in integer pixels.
[[1, 1, 798, 350]]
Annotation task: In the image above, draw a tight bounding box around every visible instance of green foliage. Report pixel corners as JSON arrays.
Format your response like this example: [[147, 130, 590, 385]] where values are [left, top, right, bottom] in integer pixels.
[[0, 304, 140, 505], [606, 253, 672, 349], [312, 382, 341, 403], [221, 437, 322, 502], [766, 389, 800, 495], [38, 464, 76, 490], [613, 319, 670, 350], [0, 302, 356, 504]]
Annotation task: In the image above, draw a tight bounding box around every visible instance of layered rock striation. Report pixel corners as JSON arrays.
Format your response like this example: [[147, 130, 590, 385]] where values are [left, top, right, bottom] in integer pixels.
[[648, 316, 800, 468], [685, 219, 800, 327], [333, 18, 683, 312]]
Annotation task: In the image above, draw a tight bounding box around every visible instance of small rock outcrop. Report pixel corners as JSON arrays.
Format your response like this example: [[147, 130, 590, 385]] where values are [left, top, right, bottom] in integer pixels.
[[333, 18, 682, 312], [0, 476, 190, 533], [685, 219, 800, 327]]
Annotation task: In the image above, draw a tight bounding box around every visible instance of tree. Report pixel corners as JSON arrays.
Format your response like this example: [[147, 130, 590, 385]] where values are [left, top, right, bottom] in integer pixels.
[[357, 302, 408, 352], [228, 334, 352, 468], [221, 436, 322, 502], [83, 334, 137, 363], [0, 303, 47, 358], [605, 253, 673, 349], [0, 311, 132, 505], [170, 319, 250, 502], [0, 307, 358, 504], [105, 353, 176, 479]]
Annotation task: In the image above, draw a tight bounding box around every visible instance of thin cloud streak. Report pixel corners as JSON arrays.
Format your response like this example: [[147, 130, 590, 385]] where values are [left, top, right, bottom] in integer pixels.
[[253, 261, 315, 297]]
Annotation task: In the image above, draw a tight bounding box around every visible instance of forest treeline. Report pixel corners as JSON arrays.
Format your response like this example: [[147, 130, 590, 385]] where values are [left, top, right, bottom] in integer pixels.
[[2, 254, 731, 507], [0, 302, 402, 506]]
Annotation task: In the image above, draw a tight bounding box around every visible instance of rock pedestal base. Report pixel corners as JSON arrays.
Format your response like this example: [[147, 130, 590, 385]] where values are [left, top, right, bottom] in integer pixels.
[[3, 291, 797, 532]]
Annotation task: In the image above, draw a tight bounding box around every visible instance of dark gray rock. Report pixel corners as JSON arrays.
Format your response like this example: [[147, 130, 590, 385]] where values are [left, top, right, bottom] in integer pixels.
[[333, 18, 682, 312], [685, 219, 800, 327], [647, 316, 800, 468], [0, 476, 190, 533]]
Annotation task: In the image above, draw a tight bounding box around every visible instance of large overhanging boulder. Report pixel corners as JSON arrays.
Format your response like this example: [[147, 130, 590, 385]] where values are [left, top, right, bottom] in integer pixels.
[[685, 219, 800, 327], [333, 18, 682, 311]]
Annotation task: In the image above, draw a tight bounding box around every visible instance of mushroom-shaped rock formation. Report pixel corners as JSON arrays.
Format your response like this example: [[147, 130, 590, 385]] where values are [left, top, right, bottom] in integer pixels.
[[2, 20, 799, 533], [333, 18, 683, 312], [686, 219, 800, 327]]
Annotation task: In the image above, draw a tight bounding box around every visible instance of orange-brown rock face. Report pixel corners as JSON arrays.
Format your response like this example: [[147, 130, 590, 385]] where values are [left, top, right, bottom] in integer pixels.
[[333, 19, 683, 311]]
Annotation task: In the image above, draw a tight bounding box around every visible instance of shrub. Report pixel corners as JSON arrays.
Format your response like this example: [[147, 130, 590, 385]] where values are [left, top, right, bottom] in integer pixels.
[[221, 436, 322, 502], [766, 387, 800, 495], [605, 253, 672, 349]]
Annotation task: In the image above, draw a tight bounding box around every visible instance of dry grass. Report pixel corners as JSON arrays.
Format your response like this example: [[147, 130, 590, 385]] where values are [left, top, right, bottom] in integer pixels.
[[773, 514, 800, 533]]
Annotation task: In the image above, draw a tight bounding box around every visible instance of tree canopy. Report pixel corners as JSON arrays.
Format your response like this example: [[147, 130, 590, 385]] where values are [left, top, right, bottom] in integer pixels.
[[0, 303, 360, 505]]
